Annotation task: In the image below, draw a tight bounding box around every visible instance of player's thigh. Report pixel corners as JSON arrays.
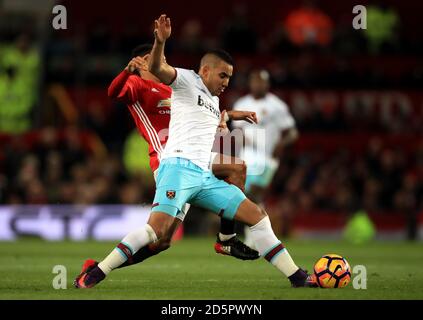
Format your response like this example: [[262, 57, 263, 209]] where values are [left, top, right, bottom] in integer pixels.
[[212, 154, 246, 190], [152, 159, 201, 218], [191, 178, 246, 220], [211, 153, 245, 175]]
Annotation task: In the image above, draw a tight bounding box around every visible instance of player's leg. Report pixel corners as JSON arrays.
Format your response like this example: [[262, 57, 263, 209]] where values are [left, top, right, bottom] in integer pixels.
[[118, 217, 181, 268], [74, 158, 199, 288], [193, 177, 316, 287], [211, 153, 259, 260], [74, 210, 176, 288], [234, 199, 316, 287], [79, 217, 184, 275], [211, 153, 247, 192], [243, 157, 279, 248], [118, 204, 188, 268]]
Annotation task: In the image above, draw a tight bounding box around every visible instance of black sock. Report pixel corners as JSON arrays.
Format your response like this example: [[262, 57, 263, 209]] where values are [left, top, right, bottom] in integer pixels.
[[288, 268, 307, 285], [219, 218, 236, 235], [117, 245, 158, 268]]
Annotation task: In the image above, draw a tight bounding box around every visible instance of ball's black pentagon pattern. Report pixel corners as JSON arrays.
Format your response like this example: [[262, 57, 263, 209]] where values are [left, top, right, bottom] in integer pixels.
[[314, 255, 351, 288]]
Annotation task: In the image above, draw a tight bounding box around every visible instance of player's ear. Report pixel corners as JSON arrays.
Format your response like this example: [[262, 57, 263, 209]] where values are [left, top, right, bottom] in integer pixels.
[[199, 64, 209, 78]]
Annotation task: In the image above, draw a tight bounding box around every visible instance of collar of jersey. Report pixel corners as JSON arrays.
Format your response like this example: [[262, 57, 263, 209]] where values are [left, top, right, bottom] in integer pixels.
[[194, 72, 216, 100]]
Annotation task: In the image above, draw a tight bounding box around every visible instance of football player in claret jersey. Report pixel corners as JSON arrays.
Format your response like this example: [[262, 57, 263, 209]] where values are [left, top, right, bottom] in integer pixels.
[[74, 14, 317, 289]]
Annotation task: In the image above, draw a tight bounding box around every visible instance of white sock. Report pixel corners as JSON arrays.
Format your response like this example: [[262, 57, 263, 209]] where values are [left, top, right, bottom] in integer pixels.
[[218, 232, 236, 241], [244, 225, 255, 248], [98, 224, 158, 275], [249, 216, 299, 277]]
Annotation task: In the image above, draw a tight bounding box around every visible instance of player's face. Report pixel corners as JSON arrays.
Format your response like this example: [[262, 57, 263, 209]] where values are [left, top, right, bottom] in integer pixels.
[[204, 61, 233, 96], [249, 74, 269, 97]]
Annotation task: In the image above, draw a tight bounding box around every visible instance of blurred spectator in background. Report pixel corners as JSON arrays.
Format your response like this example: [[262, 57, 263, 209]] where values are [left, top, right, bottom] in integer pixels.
[[364, 3, 400, 54], [176, 19, 206, 55], [86, 20, 113, 54], [0, 33, 40, 134], [220, 3, 257, 54], [232, 69, 299, 244], [284, 0, 334, 49]]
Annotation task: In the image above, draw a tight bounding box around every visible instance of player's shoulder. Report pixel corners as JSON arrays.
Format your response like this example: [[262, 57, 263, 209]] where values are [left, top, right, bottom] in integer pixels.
[[234, 94, 254, 105], [135, 77, 172, 94], [266, 92, 283, 102], [171, 68, 200, 89], [175, 68, 199, 80], [266, 92, 289, 109]]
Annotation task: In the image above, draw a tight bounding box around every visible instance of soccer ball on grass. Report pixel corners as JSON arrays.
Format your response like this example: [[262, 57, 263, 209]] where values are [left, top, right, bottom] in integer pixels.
[[313, 254, 351, 288]]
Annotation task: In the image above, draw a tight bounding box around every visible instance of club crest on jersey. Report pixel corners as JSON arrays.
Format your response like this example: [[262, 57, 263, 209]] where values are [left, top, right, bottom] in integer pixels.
[[166, 190, 176, 199]]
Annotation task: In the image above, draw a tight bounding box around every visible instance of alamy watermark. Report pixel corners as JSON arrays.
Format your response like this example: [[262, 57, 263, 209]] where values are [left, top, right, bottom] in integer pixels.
[[52, 5, 67, 30], [352, 265, 367, 289], [52, 265, 67, 289], [353, 5, 367, 30]]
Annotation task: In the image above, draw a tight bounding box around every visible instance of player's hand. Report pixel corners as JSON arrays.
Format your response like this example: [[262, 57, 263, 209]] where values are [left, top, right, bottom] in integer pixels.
[[154, 14, 171, 44], [217, 110, 230, 135], [125, 57, 145, 74], [228, 110, 258, 124]]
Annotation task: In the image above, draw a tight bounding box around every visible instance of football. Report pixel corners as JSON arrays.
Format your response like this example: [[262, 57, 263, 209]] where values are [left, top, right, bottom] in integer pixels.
[[313, 254, 351, 288]]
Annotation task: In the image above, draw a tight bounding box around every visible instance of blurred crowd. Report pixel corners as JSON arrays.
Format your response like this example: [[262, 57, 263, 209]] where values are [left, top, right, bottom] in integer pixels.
[[272, 137, 422, 215], [0, 1, 422, 219], [40, 1, 422, 88], [1, 127, 421, 219], [0, 127, 155, 205]]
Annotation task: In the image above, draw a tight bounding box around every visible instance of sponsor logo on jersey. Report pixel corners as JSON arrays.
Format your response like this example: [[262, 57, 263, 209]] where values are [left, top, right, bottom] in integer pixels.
[[197, 95, 220, 119], [151, 88, 160, 93], [157, 99, 171, 108]]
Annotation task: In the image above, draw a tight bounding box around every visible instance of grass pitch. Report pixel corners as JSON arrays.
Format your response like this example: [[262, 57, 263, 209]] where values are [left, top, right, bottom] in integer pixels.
[[0, 237, 422, 300]]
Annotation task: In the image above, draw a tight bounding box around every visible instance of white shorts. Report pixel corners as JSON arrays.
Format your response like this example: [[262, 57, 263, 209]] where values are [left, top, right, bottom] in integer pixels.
[[241, 147, 279, 192]]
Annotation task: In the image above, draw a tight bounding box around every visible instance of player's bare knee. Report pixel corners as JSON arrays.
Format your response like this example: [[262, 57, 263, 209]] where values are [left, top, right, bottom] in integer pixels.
[[148, 212, 175, 240]]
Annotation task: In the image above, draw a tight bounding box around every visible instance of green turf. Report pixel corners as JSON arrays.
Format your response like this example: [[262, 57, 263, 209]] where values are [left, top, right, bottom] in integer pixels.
[[0, 237, 422, 300]]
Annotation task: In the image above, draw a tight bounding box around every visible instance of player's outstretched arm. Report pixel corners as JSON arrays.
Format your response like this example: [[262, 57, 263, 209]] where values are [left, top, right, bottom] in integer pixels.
[[224, 110, 258, 124], [149, 14, 176, 85]]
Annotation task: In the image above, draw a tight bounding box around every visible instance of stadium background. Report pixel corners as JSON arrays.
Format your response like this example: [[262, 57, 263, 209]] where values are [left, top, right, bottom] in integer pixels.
[[0, 0, 423, 300]]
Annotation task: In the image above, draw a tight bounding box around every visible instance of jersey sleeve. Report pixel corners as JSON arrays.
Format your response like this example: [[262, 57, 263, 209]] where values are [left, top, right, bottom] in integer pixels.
[[276, 99, 296, 131], [170, 68, 197, 90], [108, 70, 147, 104]]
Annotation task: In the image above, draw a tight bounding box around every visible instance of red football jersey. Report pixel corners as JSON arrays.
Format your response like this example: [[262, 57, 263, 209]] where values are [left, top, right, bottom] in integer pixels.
[[108, 70, 172, 172]]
